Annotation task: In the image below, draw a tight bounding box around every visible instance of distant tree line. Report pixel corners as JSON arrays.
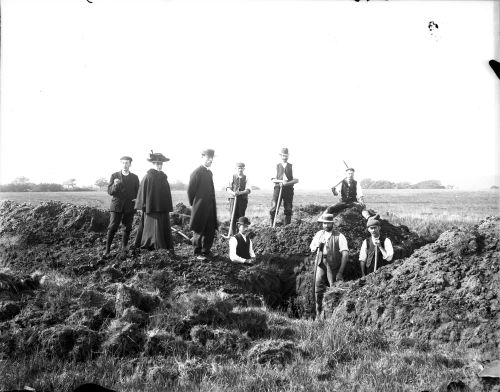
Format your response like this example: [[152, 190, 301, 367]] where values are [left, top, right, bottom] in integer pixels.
[[360, 178, 447, 189], [0, 177, 94, 192]]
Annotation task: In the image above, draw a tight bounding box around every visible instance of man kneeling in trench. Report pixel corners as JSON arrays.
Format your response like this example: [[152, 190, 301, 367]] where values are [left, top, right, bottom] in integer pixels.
[[309, 213, 349, 318]]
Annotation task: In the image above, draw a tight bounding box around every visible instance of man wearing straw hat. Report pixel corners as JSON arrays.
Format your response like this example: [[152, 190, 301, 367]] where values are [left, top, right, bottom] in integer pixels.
[[229, 217, 256, 264], [226, 162, 251, 236], [134, 151, 174, 253], [269, 147, 299, 226], [103, 156, 140, 258], [188, 149, 219, 260], [359, 217, 394, 277], [309, 213, 349, 317]]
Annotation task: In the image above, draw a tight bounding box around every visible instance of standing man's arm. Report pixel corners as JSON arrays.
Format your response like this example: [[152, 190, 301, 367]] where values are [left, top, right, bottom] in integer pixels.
[[379, 238, 394, 261], [108, 173, 121, 196], [237, 176, 251, 196], [359, 239, 367, 277], [187, 170, 198, 206], [336, 234, 349, 281]]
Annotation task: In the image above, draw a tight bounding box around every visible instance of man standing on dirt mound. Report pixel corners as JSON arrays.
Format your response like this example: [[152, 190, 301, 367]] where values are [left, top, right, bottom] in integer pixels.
[[309, 213, 349, 318], [328, 167, 371, 219], [104, 156, 140, 258], [226, 162, 252, 236], [134, 151, 175, 254], [269, 147, 299, 226], [359, 217, 393, 277], [188, 149, 218, 261]]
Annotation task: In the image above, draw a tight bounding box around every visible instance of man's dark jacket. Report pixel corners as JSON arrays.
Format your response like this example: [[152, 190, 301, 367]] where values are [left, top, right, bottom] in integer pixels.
[[107, 171, 140, 213], [187, 165, 218, 233], [135, 169, 173, 214]]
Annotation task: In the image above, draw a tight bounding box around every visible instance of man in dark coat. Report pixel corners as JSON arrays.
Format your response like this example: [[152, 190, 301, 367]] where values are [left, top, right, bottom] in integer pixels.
[[104, 156, 140, 257], [188, 149, 218, 260], [134, 152, 174, 253]]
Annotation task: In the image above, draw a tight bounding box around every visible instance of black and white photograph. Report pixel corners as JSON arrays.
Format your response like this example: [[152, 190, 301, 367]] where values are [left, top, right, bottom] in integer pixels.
[[0, 0, 499, 391]]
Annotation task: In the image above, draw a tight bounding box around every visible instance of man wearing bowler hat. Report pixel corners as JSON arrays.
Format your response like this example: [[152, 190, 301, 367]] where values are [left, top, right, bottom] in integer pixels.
[[328, 167, 370, 218], [309, 213, 349, 317], [269, 147, 299, 226], [359, 217, 393, 277], [188, 149, 219, 260], [104, 156, 140, 257], [226, 162, 252, 236], [229, 217, 256, 264]]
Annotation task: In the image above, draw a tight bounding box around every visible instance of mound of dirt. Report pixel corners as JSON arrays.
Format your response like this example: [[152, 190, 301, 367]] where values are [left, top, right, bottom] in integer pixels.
[[325, 216, 500, 354]]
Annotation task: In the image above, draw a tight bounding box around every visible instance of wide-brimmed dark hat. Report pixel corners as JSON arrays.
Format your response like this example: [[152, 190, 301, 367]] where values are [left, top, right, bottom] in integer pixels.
[[235, 162, 245, 168], [279, 148, 289, 157], [367, 218, 381, 227], [237, 216, 251, 226], [201, 149, 215, 158], [120, 156, 133, 162], [317, 213, 335, 223], [147, 151, 169, 162]]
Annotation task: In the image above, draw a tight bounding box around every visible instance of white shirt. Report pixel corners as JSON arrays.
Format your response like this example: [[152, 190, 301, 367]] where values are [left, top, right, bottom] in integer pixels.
[[309, 230, 349, 253], [359, 237, 394, 262], [229, 234, 256, 263], [281, 162, 289, 181], [333, 180, 364, 198]]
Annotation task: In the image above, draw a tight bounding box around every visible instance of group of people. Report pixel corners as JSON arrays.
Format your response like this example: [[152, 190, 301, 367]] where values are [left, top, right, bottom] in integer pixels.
[[104, 147, 393, 313]]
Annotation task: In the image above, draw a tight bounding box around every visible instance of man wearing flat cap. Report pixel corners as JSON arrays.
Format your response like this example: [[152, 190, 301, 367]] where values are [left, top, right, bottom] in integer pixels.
[[309, 213, 349, 317], [270, 147, 299, 226], [359, 217, 393, 277], [229, 217, 256, 264], [226, 162, 252, 236], [134, 151, 174, 253], [328, 167, 366, 215], [104, 156, 140, 257], [188, 149, 219, 260]]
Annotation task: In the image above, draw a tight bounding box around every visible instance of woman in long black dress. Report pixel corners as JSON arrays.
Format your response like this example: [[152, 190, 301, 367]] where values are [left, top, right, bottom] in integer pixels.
[[134, 151, 174, 253]]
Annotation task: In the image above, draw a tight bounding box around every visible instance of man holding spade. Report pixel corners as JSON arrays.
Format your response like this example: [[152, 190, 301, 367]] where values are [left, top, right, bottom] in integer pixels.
[[226, 162, 251, 236], [269, 147, 299, 226], [359, 217, 393, 277], [309, 213, 349, 317]]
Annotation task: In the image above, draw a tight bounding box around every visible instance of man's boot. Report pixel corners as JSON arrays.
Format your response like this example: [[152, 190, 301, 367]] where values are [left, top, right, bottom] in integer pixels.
[[285, 215, 291, 225], [122, 231, 130, 252], [103, 230, 115, 257]]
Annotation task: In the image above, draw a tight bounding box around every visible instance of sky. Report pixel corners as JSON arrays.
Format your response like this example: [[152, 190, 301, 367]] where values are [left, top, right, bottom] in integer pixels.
[[0, 0, 499, 190]]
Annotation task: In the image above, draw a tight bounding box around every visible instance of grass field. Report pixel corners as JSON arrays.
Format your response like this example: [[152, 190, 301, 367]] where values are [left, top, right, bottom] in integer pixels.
[[2, 189, 498, 240]]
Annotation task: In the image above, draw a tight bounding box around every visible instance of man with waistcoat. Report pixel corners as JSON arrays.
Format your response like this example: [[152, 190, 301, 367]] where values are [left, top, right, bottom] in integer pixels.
[[359, 217, 394, 277], [309, 213, 349, 317], [229, 217, 256, 264], [188, 149, 219, 260], [104, 156, 140, 257], [327, 167, 366, 215], [226, 162, 251, 236], [269, 147, 299, 226]]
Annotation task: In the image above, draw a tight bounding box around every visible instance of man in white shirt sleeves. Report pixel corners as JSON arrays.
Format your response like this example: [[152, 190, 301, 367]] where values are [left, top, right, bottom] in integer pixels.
[[229, 217, 256, 265], [309, 213, 349, 317], [359, 217, 394, 277]]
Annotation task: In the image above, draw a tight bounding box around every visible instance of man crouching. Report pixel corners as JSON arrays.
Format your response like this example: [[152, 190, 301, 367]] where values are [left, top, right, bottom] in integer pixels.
[[310, 213, 349, 318]]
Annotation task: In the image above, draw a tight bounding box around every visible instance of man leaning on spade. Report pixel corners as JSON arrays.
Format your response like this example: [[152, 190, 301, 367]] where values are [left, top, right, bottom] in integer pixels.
[[270, 147, 299, 226], [229, 216, 256, 265], [309, 213, 349, 318], [103, 156, 140, 258], [226, 162, 251, 236], [359, 217, 393, 277]]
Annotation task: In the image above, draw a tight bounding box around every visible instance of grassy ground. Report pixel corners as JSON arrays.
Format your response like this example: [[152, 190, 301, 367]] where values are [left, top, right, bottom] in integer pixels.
[[2, 189, 498, 240]]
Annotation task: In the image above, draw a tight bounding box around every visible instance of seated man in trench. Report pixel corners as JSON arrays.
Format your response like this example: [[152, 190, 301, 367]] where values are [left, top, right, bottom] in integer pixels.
[[229, 216, 256, 265], [309, 213, 349, 318], [359, 217, 394, 277]]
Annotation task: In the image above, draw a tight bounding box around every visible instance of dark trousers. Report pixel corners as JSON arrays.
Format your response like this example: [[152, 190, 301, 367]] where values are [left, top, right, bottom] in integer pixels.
[[229, 197, 248, 235], [269, 186, 294, 223], [192, 208, 217, 254], [327, 201, 358, 214], [108, 211, 134, 235], [315, 256, 340, 315]]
